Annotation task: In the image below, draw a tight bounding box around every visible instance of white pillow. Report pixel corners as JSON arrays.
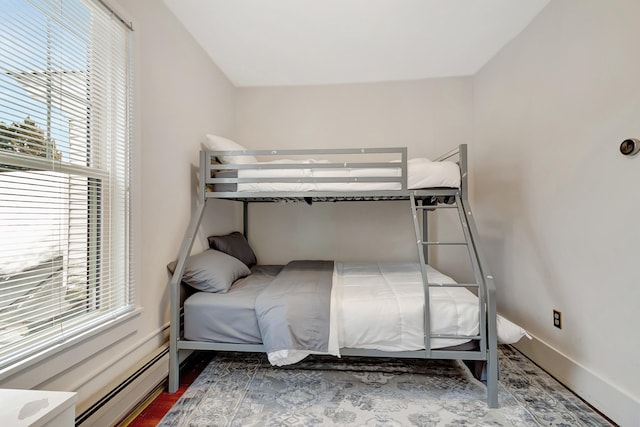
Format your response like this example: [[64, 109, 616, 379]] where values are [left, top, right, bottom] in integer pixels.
[[497, 315, 531, 344], [204, 134, 257, 164]]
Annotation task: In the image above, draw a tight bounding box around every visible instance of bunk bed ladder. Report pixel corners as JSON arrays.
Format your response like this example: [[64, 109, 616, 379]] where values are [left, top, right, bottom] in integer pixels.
[[409, 192, 499, 408], [410, 194, 478, 356]]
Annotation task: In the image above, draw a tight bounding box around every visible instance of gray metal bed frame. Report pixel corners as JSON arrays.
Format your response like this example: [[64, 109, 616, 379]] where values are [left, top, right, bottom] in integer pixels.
[[167, 144, 499, 407]]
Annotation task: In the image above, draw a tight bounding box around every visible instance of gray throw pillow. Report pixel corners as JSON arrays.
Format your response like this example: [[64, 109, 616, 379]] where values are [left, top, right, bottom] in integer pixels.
[[208, 231, 257, 267], [167, 249, 251, 293]]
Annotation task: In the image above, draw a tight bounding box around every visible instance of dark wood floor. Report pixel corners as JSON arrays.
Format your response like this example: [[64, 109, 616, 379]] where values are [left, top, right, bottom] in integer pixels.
[[126, 352, 214, 426]]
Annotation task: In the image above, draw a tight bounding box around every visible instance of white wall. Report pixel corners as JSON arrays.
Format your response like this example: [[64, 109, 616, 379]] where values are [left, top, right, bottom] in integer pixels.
[[473, 0, 640, 424], [126, 0, 238, 330], [0, 0, 237, 417], [235, 79, 474, 280]]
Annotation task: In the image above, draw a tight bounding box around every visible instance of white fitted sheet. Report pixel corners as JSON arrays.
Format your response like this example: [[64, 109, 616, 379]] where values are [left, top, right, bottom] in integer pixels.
[[235, 158, 460, 192]]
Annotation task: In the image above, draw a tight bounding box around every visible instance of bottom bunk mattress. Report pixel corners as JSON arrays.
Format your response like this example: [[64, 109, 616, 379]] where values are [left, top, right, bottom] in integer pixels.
[[184, 265, 283, 344], [183, 261, 524, 365]]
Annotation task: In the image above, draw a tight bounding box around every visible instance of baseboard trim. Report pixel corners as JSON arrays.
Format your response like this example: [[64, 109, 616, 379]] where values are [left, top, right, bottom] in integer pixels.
[[514, 334, 639, 426], [118, 385, 165, 425], [76, 346, 169, 425], [75, 343, 195, 427], [76, 345, 171, 426]]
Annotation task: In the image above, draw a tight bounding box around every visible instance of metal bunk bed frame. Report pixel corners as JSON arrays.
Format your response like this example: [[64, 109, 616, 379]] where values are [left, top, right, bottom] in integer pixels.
[[167, 144, 499, 408]]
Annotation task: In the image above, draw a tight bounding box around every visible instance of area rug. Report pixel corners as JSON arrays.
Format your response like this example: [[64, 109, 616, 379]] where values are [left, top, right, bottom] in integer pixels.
[[159, 346, 613, 426]]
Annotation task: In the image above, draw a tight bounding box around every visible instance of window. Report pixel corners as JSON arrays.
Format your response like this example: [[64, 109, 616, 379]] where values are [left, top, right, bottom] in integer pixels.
[[0, 0, 133, 370]]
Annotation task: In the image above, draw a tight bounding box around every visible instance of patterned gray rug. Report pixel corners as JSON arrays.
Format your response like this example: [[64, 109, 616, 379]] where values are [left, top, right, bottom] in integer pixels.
[[159, 346, 613, 426]]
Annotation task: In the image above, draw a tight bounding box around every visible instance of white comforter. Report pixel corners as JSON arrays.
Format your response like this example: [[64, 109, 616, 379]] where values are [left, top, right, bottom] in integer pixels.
[[268, 261, 527, 366], [236, 158, 461, 192]]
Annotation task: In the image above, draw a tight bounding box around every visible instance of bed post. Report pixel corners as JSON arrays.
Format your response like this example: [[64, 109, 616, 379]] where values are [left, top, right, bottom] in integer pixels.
[[456, 144, 499, 407], [460, 196, 498, 407], [168, 199, 208, 393], [243, 201, 249, 239], [458, 144, 468, 201], [410, 193, 432, 358], [463, 200, 498, 407], [485, 277, 499, 408], [421, 199, 429, 264]]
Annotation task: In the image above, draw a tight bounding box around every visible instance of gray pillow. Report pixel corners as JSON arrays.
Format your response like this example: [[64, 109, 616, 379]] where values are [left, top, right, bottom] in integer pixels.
[[208, 231, 257, 267], [167, 249, 250, 293]]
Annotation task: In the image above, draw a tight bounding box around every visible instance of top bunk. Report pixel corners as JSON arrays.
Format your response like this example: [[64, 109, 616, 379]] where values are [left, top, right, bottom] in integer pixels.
[[200, 142, 468, 203]]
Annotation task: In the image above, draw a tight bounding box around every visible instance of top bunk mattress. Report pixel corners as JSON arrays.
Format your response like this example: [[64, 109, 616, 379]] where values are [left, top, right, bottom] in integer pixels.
[[210, 158, 461, 193]]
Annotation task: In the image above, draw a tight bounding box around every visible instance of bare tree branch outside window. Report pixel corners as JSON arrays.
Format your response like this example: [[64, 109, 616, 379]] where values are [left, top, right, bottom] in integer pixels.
[[0, 117, 61, 170]]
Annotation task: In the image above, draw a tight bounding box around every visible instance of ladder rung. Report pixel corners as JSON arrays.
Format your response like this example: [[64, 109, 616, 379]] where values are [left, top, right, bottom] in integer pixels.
[[427, 283, 479, 288], [420, 241, 467, 246]]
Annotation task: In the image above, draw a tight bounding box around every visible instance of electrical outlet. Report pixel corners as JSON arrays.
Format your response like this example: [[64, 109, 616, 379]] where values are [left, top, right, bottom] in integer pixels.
[[553, 310, 562, 329]]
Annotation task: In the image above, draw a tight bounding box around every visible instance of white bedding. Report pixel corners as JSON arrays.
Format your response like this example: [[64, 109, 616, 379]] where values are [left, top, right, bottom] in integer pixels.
[[268, 261, 528, 365], [235, 158, 461, 192], [336, 262, 480, 351]]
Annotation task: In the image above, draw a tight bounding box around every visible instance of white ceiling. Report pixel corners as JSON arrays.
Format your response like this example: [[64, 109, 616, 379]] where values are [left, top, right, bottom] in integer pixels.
[[163, 0, 550, 87]]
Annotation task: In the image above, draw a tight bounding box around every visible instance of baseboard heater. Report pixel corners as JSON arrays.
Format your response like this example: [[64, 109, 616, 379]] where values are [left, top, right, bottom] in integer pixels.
[[76, 346, 179, 425]]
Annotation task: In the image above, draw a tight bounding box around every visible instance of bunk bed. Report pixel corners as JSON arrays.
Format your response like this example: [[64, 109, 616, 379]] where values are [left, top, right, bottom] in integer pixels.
[[167, 140, 523, 408]]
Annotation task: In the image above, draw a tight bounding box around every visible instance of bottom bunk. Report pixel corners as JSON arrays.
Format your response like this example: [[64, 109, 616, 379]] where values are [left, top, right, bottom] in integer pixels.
[[168, 244, 527, 408]]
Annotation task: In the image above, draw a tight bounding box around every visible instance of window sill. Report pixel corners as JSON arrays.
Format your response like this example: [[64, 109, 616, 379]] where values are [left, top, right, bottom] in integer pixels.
[[0, 307, 143, 384]]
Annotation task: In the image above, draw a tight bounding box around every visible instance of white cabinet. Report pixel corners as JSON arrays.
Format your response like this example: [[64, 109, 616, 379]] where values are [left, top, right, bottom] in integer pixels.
[[0, 389, 77, 427]]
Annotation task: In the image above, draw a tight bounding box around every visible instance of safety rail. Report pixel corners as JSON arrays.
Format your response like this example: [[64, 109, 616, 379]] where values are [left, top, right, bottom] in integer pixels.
[[201, 147, 410, 201]]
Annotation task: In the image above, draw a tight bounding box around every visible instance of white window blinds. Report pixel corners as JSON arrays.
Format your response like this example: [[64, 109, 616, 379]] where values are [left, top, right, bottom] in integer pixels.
[[0, 0, 134, 370]]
